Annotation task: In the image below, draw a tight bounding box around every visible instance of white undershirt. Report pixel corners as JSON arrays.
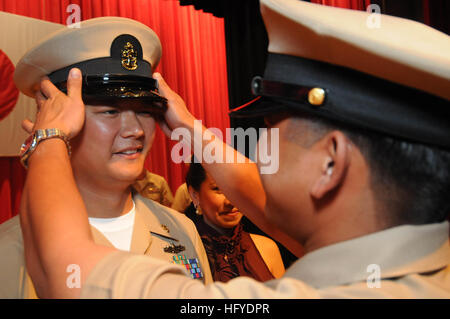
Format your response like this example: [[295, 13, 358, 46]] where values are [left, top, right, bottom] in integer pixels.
[[88, 201, 136, 251]]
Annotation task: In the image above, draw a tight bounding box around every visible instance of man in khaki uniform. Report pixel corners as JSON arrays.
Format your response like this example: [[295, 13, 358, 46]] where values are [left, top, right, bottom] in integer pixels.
[[0, 196, 210, 298], [171, 163, 192, 213], [0, 16, 212, 298], [171, 183, 191, 213], [18, 0, 450, 298], [133, 170, 174, 207]]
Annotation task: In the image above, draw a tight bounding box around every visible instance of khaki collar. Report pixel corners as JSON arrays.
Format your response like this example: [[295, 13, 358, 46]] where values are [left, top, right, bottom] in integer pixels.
[[285, 221, 450, 289], [90, 194, 154, 254], [129, 204, 152, 254]]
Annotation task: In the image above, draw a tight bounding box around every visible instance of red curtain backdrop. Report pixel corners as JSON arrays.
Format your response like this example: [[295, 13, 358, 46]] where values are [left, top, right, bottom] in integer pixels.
[[0, 50, 19, 121], [311, 0, 371, 10], [0, 0, 229, 224]]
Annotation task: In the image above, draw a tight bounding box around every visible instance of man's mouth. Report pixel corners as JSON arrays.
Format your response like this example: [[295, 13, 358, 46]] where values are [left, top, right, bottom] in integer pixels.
[[118, 149, 140, 155], [113, 146, 143, 157]]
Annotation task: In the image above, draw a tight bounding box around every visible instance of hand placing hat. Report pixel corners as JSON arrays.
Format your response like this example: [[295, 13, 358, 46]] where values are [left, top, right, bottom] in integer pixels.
[[152, 72, 196, 138], [22, 68, 85, 140]]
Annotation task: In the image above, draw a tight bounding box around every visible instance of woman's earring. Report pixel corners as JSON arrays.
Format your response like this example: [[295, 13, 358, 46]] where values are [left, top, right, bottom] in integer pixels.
[[195, 204, 202, 215]]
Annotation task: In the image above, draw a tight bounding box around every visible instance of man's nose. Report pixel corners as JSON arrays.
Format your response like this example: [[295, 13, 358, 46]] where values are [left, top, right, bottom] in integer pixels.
[[120, 110, 145, 138]]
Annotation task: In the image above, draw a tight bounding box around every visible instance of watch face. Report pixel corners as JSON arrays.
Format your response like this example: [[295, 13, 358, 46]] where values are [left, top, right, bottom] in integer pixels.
[[19, 134, 34, 157]]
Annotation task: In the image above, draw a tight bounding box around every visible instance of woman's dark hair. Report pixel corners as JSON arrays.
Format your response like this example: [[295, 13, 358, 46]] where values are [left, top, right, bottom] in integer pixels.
[[185, 155, 207, 191], [183, 155, 207, 222]]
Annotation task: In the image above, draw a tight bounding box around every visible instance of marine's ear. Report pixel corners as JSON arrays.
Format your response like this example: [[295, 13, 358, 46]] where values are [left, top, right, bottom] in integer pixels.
[[310, 130, 352, 200]]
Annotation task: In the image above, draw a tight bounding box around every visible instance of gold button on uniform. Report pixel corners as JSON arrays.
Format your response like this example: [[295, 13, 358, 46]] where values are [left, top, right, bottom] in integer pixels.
[[308, 87, 326, 106]]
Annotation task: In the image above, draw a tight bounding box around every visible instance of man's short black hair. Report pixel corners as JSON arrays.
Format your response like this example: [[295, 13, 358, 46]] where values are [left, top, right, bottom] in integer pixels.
[[286, 112, 450, 226]]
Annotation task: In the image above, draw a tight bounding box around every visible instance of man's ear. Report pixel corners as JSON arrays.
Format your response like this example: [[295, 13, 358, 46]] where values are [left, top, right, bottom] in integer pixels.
[[310, 131, 352, 200], [187, 185, 199, 206]]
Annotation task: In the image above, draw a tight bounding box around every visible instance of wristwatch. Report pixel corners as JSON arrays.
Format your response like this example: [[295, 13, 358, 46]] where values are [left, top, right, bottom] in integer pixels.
[[19, 128, 71, 169]]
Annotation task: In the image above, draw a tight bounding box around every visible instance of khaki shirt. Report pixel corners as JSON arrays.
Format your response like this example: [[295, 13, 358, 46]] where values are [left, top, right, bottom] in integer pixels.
[[133, 171, 174, 207], [81, 221, 450, 298], [171, 183, 192, 213], [0, 194, 212, 298]]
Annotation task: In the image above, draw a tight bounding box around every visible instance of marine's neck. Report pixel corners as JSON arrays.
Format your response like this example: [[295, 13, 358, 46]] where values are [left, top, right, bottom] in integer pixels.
[[75, 178, 134, 218], [302, 190, 388, 255]]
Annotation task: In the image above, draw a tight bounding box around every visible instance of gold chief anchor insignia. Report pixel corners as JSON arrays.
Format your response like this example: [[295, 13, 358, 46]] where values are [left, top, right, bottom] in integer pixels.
[[121, 42, 138, 70]]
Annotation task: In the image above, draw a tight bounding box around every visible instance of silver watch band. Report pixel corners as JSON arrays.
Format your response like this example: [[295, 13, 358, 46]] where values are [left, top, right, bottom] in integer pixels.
[[20, 128, 71, 169]]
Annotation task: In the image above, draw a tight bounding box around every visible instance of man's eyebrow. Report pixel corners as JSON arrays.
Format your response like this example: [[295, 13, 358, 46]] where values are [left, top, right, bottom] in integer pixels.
[[85, 105, 115, 108]]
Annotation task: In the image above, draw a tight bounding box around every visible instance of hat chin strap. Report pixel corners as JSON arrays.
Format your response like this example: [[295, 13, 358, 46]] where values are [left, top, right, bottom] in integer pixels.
[[251, 76, 327, 107]]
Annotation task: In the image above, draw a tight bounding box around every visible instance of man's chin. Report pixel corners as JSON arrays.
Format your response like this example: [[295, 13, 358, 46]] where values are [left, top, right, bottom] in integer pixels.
[[108, 166, 145, 184]]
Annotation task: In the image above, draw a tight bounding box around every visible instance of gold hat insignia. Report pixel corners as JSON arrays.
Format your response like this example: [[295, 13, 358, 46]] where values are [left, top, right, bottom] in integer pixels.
[[121, 42, 138, 71]]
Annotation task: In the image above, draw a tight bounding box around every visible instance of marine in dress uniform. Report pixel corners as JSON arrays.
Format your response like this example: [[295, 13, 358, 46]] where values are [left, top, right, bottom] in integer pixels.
[[133, 170, 175, 207], [77, 0, 450, 298], [171, 183, 192, 213], [0, 16, 212, 298]]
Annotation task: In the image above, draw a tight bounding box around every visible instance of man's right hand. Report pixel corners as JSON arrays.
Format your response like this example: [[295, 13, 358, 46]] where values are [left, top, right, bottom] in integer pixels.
[[22, 68, 85, 139], [153, 72, 197, 137]]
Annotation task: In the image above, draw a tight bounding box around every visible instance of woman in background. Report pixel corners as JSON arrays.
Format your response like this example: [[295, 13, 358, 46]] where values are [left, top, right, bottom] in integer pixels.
[[185, 159, 285, 283]]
